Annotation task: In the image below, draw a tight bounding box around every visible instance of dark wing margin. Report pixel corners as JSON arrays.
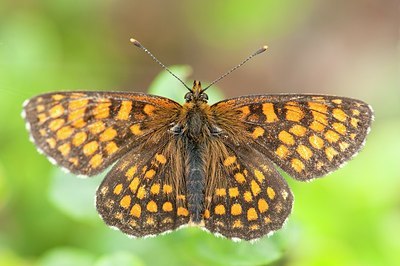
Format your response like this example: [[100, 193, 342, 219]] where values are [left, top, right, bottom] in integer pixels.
[[211, 94, 373, 181], [22, 91, 181, 176]]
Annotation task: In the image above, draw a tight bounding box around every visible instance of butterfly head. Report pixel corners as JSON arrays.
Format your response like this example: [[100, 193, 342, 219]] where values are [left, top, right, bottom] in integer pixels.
[[184, 80, 208, 103]]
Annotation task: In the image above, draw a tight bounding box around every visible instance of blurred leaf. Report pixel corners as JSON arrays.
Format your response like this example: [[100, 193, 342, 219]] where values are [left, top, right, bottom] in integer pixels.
[[48, 169, 103, 222], [37, 247, 95, 266], [95, 252, 144, 266]]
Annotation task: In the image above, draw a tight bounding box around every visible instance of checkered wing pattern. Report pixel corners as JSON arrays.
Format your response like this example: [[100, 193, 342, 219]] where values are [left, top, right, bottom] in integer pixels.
[[22, 92, 181, 176], [96, 137, 190, 237], [203, 140, 293, 240], [211, 95, 373, 181]]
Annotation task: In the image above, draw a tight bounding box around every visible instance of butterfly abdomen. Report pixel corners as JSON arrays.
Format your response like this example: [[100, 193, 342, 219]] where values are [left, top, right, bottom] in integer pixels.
[[186, 140, 205, 223]]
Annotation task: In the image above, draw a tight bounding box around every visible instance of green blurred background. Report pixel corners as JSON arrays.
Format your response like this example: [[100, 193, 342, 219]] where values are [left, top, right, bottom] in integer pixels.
[[0, 0, 399, 265]]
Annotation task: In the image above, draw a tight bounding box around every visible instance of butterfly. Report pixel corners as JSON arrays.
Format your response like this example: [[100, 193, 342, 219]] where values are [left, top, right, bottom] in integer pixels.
[[22, 39, 373, 241]]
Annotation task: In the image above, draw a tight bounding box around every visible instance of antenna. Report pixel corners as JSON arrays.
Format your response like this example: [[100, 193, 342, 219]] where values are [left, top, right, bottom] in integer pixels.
[[130, 38, 191, 91], [203, 45, 268, 92]]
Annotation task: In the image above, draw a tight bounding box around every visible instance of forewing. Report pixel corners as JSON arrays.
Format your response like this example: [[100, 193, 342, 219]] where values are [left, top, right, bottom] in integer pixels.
[[202, 140, 293, 241], [96, 136, 190, 237], [22, 91, 181, 176], [211, 94, 373, 180]]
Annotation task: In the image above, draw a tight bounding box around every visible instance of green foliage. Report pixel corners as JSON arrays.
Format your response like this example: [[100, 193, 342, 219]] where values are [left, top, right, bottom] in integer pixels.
[[0, 1, 399, 265]]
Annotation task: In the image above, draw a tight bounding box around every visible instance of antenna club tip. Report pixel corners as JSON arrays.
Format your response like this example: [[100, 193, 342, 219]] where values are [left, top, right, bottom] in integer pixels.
[[129, 38, 141, 47], [262, 45, 268, 50]]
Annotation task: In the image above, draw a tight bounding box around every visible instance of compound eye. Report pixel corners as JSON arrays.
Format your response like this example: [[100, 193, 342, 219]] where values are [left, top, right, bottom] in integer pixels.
[[184, 92, 193, 102], [200, 93, 208, 101]]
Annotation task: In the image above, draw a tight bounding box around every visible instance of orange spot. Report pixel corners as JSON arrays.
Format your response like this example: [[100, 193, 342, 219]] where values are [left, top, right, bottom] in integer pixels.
[[238, 106, 250, 117], [68, 103, 86, 128], [38, 113, 47, 124], [126, 166, 137, 179], [93, 101, 111, 119], [163, 184, 173, 194], [46, 138, 56, 149], [177, 195, 186, 200], [68, 157, 78, 166], [100, 127, 117, 142], [113, 184, 123, 195], [244, 191, 253, 202], [291, 158, 305, 172], [325, 130, 340, 143], [333, 108, 347, 122], [177, 207, 189, 216], [144, 169, 156, 179], [275, 145, 290, 159], [278, 130, 295, 145], [204, 209, 210, 219], [296, 144, 313, 160], [146, 201, 158, 212], [289, 125, 307, 136], [215, 204, 226, 215], [143, 104, 155, 115], [105, 141, 118, 155], [247, 208, 258, 221], [234, 173, 246, 183], [49, 104, 64, 118], [130, 124, 143, 135], [267, 187, 275, 199], [251, 126, 264, 139], [351, 117, 359, 128], [130, 204, 141, 218], [216, 188, 226, 196], [262, 103, 279, 122], [129, 177, 139, 193], [136, 186, 146, 199], [150, 184, 160, 194], [309, 135, 324, 149], [49, 119, 65, 131], [309, 102, 328, 113], [83, 141, 99, 156], [251, 180, 261, 196], [88, 121, 105, 134], [332, 99, 342, 104], [146, 217, 155, 225], [325, 147, 338, 161], [120, 195, 131, 209], [69, 99, 88, 110], [350, 133, 357, 140], [36, 105, 45, 112], [249, 224, 259, 230], [258, 199, 269, 213], [285, 103, 304, 122], [52, 94, 65, 101], [352, 109, 360, 116], [57, 143, 70, 156], [116, 100, 132, 120], [229, 187, 239, 197], [223, 156, 236, 166], [155, 154, 167, 164], [89, 154, 103, 168], [339, 141, 350, 151], [39, 129, 46, 136], [233, 220, 243, 228], [163, 202, 173, 212], [254, 169, 265, 183], [57, 126, 74, 140], [333, 122, 346, 135], [72, 132, 87, 146], [231, 204, 242, 215], [309, 121, 325, 132]]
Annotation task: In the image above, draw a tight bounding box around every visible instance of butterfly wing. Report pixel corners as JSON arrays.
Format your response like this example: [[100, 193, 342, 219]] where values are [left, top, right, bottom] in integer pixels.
[[211, 94, 373, 180], [202, 139, 293, 240], [96, 134, 190, 237], [22, 92, 181, 176]]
